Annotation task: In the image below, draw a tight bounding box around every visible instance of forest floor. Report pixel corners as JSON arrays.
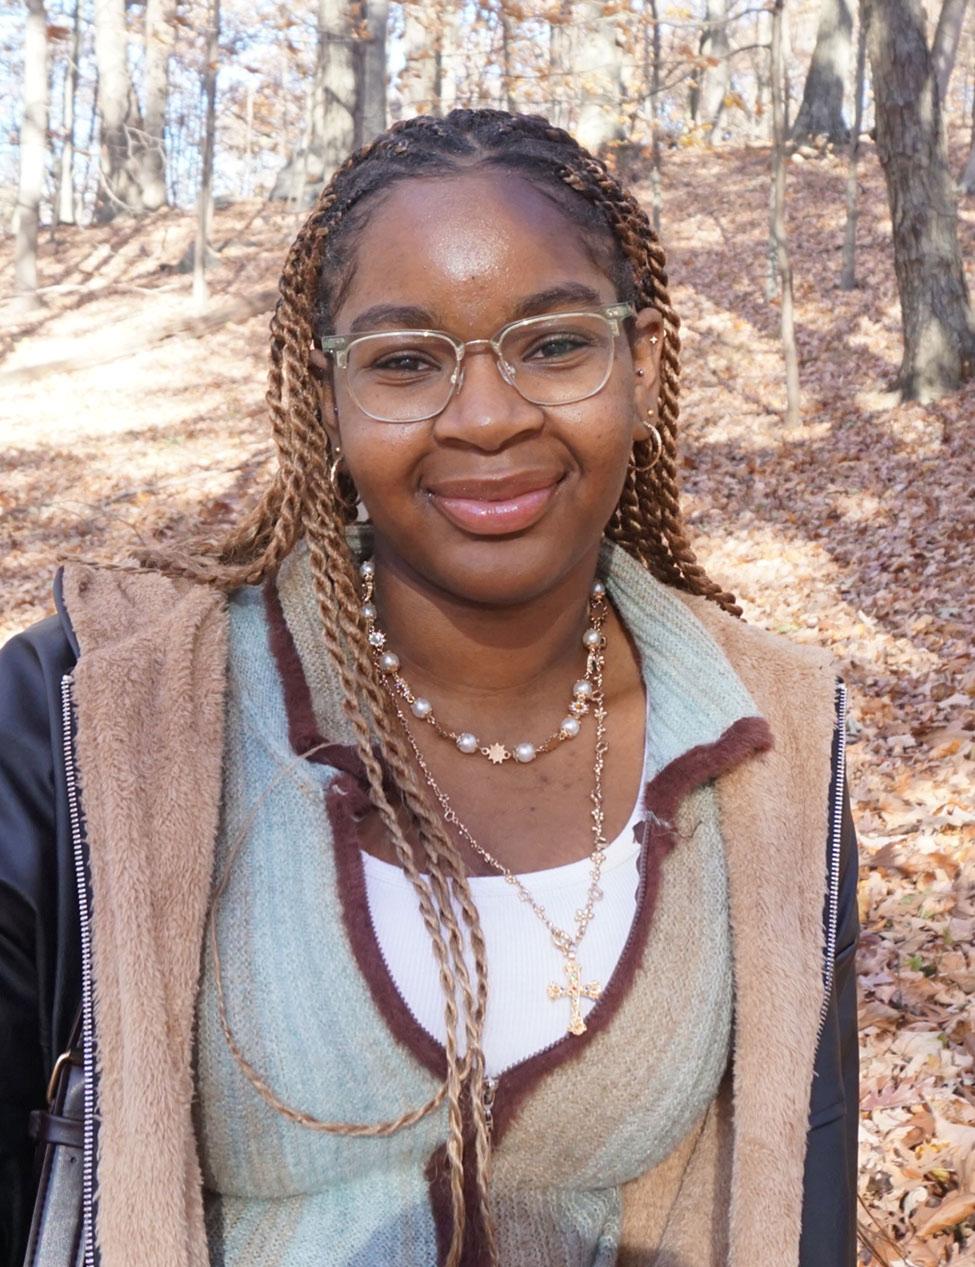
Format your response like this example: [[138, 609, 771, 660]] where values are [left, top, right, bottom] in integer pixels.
[[2, 139, 974, 1266]]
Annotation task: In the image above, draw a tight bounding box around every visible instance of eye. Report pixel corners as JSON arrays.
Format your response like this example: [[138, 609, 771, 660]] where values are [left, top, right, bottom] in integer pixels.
[[370, 351, 441, 374], [525, 333, 595, 361]]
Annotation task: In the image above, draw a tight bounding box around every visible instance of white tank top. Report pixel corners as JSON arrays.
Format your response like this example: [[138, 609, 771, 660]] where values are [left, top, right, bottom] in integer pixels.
[[361, 707, 650, 1078]]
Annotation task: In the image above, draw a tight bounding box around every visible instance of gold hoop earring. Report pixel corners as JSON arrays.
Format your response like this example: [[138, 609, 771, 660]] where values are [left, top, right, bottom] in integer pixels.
[[327, 445, 359, 513], [632, 417, 663, 473]]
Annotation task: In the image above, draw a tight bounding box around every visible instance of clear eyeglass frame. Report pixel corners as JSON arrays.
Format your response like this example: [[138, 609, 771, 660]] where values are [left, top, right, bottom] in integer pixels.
[[317, 300, 637, 423]]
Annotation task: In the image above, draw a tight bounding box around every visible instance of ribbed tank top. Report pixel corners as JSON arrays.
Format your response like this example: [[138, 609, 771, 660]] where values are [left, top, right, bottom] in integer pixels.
[[361, 697, 651, 1076]]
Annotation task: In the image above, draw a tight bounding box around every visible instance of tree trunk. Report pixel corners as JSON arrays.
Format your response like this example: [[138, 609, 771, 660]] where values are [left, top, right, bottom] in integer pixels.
[[751, 8, 772, 143], [868, 0, 975, 399], [771, 0, 801, 424], [548, 0, 571, 128], [14, 0, 49, 298], [961, 68, 975, 193], [140, 0, 176, 210], [931, 0, 968, 107], [56, 0, 80, 225], [791, 0, 852, 144], [400, 0, 440, 114], [271, 0, 357, 201], [243, 79, 254, 196], [193, 0, 219, 308], [648, 0, 663, 232], [360, 0, 388, 141], [839, 6, 867, 288], [572, 0, 624, 154], [689, 0, 731, 144], [499, 0, 514, 111], [92, 0, 148, 219]]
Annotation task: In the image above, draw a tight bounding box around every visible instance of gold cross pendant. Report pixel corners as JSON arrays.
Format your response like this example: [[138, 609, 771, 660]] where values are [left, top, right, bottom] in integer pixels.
[[547, 958, 602, 1036]]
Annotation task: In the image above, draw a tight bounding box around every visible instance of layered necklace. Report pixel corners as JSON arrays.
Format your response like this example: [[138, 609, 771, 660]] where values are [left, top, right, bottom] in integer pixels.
[[359, 558, 611, 1037], [359, 558, 607, 764]]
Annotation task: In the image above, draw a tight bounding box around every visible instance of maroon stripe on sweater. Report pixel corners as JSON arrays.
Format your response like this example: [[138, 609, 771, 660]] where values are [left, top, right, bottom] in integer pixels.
[[264, 568, 773, 1258], [263, 577, 372, 787], [488, 713, 774, 1144], [266, 572, 446, 1072], [328, 782, 448, 1077]]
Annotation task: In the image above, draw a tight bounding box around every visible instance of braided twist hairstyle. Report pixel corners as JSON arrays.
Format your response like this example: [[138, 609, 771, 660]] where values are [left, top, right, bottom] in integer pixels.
[[141, 108, 742, 1266]]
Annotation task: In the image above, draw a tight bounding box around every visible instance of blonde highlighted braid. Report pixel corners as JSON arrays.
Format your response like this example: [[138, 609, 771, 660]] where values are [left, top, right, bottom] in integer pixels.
[[138, 108, 742, 1266]]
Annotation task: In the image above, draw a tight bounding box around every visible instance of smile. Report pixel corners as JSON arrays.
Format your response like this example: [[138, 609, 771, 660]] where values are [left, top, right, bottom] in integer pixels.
[[425, 472, 563, 536]]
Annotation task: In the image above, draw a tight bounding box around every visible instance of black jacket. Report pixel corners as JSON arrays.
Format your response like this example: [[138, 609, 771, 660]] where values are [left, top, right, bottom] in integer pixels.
[[0, 583, 860, 1267]]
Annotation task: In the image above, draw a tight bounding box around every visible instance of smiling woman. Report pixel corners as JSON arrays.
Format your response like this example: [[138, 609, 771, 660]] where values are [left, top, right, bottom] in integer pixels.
[[0, 109, 859, 1267]]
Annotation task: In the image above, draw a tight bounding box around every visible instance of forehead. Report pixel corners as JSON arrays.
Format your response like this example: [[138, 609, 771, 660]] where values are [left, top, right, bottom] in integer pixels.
[[331, 170, 616, 336]]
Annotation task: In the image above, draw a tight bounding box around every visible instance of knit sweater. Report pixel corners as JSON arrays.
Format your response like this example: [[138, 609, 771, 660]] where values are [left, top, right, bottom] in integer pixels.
[[192, 530, 759, 1266], [59, 527, 841, 1267]]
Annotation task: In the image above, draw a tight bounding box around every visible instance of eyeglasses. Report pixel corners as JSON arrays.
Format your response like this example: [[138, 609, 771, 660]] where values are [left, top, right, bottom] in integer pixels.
[[318, 301, 636, 423]]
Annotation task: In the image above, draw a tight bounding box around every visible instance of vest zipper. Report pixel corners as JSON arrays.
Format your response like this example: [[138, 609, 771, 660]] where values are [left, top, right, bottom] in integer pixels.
[[815, 679, 848, 1050], [482, 1074, 498, 1139], [61, 672, 95, 1267]]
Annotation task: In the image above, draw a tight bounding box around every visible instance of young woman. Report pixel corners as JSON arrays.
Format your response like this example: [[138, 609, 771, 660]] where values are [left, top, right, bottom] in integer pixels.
[[0, 108, 858, 1267]]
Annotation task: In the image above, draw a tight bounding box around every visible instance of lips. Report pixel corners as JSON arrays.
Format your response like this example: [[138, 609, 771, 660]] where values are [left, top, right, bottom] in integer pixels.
[[425, 470, 564, 536]]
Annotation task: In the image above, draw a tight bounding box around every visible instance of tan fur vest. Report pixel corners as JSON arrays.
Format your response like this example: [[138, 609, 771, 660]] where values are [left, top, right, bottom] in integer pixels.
[[62, 541, 839, 1267]]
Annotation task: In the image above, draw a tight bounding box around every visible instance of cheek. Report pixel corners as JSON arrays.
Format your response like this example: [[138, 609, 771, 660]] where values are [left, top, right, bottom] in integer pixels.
[[562, 387, 638, 473], [340, 425, 422, 505]]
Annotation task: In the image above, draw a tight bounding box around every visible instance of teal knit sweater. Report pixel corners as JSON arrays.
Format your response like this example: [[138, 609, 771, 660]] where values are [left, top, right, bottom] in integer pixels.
[[193, 534, 751, 1266]]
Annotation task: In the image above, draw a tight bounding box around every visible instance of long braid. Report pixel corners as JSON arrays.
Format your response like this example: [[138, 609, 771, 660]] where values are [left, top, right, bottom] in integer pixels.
[[273, 234, 488, 1261], [139, 107, 747, 1264]]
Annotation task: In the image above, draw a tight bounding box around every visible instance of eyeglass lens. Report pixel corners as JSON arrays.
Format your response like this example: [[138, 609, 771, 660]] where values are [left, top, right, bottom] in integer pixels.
[[344, 312, 619, 422]]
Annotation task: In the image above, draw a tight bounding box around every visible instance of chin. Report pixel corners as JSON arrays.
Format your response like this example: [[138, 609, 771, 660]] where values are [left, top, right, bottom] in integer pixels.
[[379, 522, 603, 610]]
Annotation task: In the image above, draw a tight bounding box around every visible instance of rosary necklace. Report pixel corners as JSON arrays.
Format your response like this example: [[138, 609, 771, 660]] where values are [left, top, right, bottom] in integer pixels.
[[374, 580, 611, 1038], [359, 558, 608, 765]]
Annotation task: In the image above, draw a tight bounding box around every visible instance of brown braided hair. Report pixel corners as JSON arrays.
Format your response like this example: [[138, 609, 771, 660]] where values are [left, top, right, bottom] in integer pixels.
[[139, 107, 742, 1266]]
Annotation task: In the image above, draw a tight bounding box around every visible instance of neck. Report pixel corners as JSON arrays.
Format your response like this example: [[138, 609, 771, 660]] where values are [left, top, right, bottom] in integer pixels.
[[367, 545, 602, 704]]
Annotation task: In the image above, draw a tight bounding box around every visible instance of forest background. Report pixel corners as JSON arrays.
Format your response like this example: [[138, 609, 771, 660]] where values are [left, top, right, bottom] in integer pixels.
[[2, 0, 975, 1260]]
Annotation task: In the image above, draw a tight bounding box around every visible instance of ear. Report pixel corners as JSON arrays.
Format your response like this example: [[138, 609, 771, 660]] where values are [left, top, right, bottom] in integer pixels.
[[629, 306, 664, 444], [310, 347, 341, 450]]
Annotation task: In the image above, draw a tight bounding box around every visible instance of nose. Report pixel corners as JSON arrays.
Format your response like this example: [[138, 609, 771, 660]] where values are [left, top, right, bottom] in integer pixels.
[[431, 346, 544, 451]]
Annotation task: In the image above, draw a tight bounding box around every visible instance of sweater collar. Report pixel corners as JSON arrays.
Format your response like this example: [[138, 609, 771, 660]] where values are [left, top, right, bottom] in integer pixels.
[[276, 527, 768, 775]]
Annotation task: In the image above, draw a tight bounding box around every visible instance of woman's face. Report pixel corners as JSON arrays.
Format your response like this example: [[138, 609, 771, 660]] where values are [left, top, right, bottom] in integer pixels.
[[311, 169, 663, 607]]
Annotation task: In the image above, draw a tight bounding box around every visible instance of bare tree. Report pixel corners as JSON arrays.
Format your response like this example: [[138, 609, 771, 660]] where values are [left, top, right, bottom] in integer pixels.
[[572, 0, 625, 153], [931, 0, 968, 105], [14, 0, 49, 300], [689, 0, 732, 144], [271, 0, 357, 201], [92, 0, 148, 219], [791, 0, 852, 144], [193, 0, 219, 307], [358, 0, 389, 141], [839, 6, 867, 288], [140, 0, 177, 210], [400, 0, 440, 114], [548, 0, 572, 128], [868, 0, 975, 399], [56, 0, 81, 225], [647, 0, 663, 232], [961, 66, 975, 193], [770, 0, 801, 424]]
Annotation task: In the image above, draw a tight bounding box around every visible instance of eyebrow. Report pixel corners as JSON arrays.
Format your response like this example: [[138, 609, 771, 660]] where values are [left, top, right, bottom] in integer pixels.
[[346, 283, 606, 335]]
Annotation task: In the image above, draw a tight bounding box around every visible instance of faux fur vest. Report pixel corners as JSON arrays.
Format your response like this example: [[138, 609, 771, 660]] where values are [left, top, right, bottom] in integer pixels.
[[61, 536, 840, 1266]]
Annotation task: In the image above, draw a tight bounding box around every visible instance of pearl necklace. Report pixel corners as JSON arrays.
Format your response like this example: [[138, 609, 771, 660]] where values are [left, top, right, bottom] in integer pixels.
[[387, 627, 610, 1038], [358, 558, 609, 765]]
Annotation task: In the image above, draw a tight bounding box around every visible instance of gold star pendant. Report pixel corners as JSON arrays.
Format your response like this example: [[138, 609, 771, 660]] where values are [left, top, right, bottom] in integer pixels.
[[486, 743, 510, 765]]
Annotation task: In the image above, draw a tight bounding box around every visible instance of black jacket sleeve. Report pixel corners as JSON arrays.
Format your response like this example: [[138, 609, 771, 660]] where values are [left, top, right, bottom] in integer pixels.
[[0, 616, 80, 1267], [799, 708, 860, 1267]]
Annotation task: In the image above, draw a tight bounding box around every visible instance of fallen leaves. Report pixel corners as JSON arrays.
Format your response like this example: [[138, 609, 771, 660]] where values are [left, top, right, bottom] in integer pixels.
[[1, 142, 974, 1264]]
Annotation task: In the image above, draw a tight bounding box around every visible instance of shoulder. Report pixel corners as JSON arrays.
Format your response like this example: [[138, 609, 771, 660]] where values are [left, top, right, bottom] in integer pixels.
[[60, 559, 228, 659], [674, 588, 837, 681], [0, 569, 78, 729], [670, 587, 841, 727]]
